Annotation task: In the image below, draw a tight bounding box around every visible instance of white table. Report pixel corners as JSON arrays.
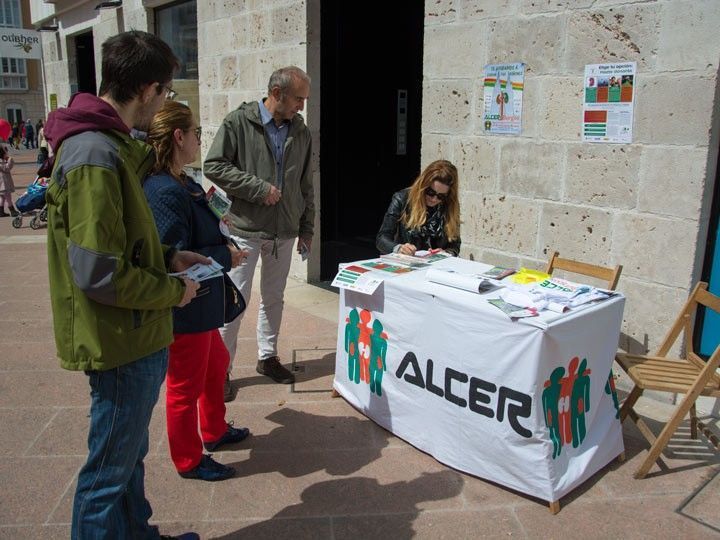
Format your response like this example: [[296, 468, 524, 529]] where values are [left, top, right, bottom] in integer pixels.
[[333, 257, 625, 510]]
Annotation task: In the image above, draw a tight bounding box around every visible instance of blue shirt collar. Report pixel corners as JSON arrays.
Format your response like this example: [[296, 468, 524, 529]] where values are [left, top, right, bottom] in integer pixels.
[[259, 99, 288, 129]]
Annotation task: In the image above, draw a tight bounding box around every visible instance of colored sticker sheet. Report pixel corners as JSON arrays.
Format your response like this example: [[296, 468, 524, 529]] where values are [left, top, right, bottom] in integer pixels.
[[583, 62, 636, 143], [482, 62, 525, 135], [331, 265, 385, 295]]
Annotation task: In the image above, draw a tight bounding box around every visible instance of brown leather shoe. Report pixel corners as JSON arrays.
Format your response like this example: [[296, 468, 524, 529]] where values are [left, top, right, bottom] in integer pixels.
[[256, 356, 295, 384]]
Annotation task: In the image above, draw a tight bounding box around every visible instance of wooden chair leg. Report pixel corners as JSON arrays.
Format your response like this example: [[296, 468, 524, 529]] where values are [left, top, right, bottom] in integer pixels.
[[690, 403, 698, 439], [548, 500, 560, 514], [620, 385, 643, 422], [634, 390, 706, 479]]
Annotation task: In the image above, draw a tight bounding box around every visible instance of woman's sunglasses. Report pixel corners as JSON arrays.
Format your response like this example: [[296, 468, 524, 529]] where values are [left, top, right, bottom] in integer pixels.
[[425, 186, 448, 202]]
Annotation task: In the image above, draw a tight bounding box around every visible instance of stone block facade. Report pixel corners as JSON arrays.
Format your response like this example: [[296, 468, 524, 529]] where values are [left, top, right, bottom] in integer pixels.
[[421, 0, 720, 388], [197, 0, 317, 281], [28, 0, 720, 411]]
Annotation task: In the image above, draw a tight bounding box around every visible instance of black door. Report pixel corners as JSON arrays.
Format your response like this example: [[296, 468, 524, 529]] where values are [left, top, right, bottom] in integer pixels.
[[75, 32, 97, 95], [320, 0, 424, 279]]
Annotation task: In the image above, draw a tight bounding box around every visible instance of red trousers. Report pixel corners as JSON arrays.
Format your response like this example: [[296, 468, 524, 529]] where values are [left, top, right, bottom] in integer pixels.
[[166, 329, 229, 472]]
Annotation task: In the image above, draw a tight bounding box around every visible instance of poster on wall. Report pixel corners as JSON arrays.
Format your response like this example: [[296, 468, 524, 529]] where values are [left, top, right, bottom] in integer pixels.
[[582, 62, 636, 143], [482, 62, 525, 135]]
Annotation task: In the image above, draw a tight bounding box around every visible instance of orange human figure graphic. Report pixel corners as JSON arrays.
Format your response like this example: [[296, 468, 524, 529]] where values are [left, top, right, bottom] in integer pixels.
[[357, 309, 372, 383], [558, 356, 579, 445]]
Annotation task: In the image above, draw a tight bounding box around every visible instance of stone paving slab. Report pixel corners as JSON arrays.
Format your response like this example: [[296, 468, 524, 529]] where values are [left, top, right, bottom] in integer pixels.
[[0, 148, 719, 538]]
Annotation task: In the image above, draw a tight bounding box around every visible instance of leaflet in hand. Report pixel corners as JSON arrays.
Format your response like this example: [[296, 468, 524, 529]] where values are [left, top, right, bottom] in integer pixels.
[[206, 186, 232, 219], [169, 257, 223, 282]]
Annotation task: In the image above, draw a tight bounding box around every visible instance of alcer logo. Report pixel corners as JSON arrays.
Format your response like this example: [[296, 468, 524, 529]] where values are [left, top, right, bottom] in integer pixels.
[[542, 356, 595, 459], [343, 308, 388, 396]]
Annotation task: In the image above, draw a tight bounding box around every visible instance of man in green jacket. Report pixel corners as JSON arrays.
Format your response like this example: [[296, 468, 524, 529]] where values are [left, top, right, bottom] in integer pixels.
[[45, 31, 204, 540], [204, 66, 314, 392]]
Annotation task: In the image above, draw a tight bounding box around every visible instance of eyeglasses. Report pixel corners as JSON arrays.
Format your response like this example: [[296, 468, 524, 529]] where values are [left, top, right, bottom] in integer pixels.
[[425, 186, 448, 202], [193, 126, 202, 140], [158, 84, 177, 100]]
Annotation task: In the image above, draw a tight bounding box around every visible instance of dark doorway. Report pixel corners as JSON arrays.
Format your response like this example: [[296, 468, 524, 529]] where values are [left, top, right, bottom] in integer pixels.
[[75, 32, 97, 95], [320, 0, 424, 279]]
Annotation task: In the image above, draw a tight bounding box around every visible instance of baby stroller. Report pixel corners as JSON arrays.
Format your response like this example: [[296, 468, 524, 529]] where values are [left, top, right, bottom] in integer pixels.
[[12, 176, 48, 230]]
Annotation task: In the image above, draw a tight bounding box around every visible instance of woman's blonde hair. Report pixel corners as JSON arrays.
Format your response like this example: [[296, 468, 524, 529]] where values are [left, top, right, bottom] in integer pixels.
[[402, 159, 460, 241], [147, 101, 194, 177]]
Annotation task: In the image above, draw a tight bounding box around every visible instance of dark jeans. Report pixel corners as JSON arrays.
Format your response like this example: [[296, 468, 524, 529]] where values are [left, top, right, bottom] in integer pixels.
[[72, 349, 168, 540]]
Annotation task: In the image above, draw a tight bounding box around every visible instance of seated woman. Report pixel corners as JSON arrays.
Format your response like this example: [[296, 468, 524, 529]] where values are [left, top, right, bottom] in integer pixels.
[[376, 159, 461, 256], [144, 101, 248, 482]]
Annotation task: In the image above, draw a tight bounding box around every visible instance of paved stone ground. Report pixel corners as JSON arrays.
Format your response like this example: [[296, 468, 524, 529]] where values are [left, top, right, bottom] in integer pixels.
[[0, 148, 718, 539]]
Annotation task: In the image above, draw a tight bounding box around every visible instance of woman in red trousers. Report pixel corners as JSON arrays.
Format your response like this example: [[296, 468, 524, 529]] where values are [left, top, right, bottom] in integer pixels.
[[145, 101, 249, 481]]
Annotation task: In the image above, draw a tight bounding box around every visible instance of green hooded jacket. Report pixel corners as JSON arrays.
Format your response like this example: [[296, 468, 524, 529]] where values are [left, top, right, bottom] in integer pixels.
[[203, 101, 315, 240], [46, 129, 184, 371]]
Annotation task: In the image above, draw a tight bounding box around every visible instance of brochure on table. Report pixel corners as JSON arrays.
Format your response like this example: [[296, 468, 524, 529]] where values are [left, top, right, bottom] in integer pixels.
[[331, 252, 451, 295]]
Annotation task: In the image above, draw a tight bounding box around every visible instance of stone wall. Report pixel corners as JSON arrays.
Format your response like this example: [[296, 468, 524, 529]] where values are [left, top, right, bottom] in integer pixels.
[[421, 0, 720, 369], [39, 0, 139, 110], [197, 0, 317, 280]]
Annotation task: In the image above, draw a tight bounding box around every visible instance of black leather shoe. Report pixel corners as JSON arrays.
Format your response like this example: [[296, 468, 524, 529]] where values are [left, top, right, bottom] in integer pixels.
[[256, 356, 295, 384]]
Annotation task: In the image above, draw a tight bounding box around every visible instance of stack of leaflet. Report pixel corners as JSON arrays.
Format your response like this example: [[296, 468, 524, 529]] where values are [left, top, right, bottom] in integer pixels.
[[425, 268, 497, 293], [169, 257, 224, 282], [499, 276, 614, 313]]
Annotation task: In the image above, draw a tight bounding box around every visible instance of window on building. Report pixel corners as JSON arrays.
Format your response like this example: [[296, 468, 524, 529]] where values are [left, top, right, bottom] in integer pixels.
[[155, 0, 198, 80], [1, 56, 28, 90], [0, 0, 21, 28], [0, 0, 28, 90], [5, 104, 22, 124]]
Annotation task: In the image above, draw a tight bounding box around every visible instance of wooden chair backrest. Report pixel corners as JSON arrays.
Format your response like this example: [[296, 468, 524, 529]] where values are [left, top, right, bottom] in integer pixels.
[[544, 251, 623, 291], [654, 282, 720, 387]]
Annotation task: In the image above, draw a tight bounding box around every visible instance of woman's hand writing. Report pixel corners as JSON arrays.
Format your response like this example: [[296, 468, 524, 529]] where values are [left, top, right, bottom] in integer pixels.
[[228, 244, 248, 268], [398, 243, 417, 256]]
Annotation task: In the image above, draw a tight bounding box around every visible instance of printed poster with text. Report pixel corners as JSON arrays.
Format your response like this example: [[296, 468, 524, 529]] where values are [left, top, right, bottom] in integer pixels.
[[483, 63, 525, 135], [583, 62, 636, 143]]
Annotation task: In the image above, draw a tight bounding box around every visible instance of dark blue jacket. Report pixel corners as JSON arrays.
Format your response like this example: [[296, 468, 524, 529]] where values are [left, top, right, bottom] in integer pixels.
[[144, 171, 232, 333]]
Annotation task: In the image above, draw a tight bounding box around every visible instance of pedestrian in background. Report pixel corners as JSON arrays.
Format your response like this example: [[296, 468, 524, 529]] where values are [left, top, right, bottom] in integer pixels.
[[0, 145, 18, 217]]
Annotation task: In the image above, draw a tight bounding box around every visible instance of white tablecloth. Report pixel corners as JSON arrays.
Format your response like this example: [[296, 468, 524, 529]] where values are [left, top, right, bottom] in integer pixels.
[[333, 257, 625, 502]]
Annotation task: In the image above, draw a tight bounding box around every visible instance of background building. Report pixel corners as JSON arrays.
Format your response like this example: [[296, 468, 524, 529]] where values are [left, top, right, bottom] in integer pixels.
[[29, 0, 720, 411], [1, 0, 45, 134]]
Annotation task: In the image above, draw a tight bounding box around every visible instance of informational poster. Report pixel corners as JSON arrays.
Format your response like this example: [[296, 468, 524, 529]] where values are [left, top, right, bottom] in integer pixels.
[[482, 62, 525, 134], [583, 62, 636, 143]]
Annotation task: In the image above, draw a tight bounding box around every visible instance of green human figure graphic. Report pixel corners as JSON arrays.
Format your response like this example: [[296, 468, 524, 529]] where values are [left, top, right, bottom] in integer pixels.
[[344, 309, 361, 384], [570, 358, 592, 448], [369, 319, 388, 396], [605, 370, 620, 419], [542, 366, 565, 459]]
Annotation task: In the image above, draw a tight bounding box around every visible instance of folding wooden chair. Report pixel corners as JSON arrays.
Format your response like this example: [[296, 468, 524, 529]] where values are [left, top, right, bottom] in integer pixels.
[[615, 282, 720, 479], [544, 251, 623, 291]]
